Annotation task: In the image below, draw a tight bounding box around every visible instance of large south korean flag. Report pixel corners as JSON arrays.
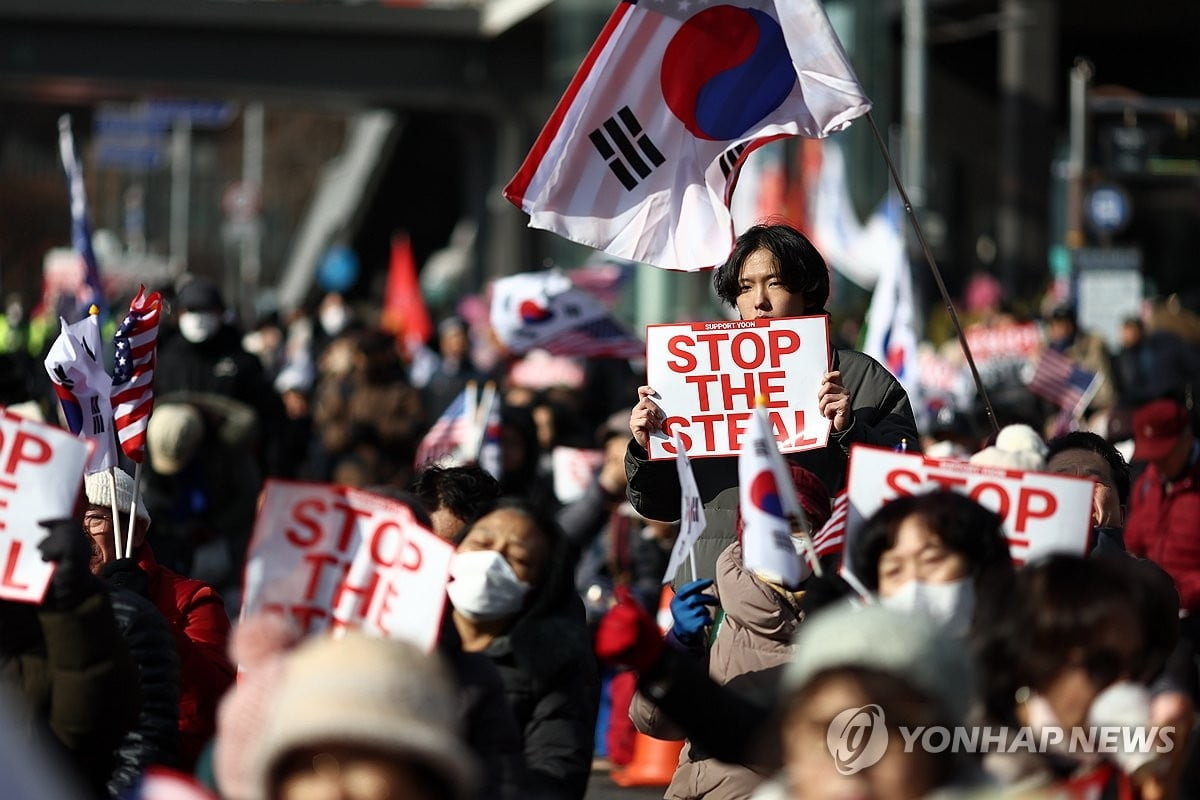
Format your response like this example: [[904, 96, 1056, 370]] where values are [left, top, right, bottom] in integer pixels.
[[504, 0, 871, 271]]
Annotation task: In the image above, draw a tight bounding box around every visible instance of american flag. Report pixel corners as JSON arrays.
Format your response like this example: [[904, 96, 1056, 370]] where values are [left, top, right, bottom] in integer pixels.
[[111, 287, 163, 461], [1028, 349, 1097, 413], [414, 388, 471, 469], [811, 490, 848, 559]]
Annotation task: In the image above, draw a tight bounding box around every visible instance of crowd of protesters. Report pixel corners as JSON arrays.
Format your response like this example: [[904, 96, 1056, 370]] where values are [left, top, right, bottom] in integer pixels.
[[0, 220, 1196, 800]]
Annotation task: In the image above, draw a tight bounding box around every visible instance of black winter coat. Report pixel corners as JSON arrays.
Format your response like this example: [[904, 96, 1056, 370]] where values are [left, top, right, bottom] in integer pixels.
[[440, 617, 525, 800], [107, 587, 180, 797], [0, 591, 140, 798], [484, 598, 599, 800], [626, 348, 919, 585]]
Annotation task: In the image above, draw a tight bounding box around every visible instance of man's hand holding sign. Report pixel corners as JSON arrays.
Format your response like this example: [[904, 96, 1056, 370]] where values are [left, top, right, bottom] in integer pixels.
[[641, 316, 833, 459]]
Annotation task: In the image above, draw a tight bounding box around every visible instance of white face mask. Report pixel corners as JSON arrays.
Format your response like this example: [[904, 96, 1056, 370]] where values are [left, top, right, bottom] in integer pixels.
[[178, 311, 222, 343], [319, 305, 349, 336], [789, 535, 815, 583], [1088, 681, 1159, 775], [880, 578, 975, 638], [1023, 681, 1155, 773], [446, 550, 531, 622]]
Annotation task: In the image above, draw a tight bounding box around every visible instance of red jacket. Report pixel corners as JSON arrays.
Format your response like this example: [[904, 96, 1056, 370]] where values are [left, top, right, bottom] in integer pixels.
[[1125, 451, 1200, 613], [136, 546, 236, 770]]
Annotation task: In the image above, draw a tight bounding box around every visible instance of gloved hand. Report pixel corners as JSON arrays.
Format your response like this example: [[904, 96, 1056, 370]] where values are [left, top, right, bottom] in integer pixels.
[[101, 558, 149, 597], [38, 517, 98, 610], [669, 578, 718, 646], [595, 587, 665, 673]]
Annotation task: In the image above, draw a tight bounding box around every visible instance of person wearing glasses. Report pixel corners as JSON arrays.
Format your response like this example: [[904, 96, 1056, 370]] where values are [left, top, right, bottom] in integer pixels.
[[83, 468, 236, 771]]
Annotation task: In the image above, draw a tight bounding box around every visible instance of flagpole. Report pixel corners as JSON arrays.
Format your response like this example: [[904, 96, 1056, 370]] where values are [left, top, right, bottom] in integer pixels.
[[474, 381, 498, 462], [796, 527, 824, 579], [864, 112, 1001, 436], [125, 462, 143, 559], [109, 467, 124, 560]]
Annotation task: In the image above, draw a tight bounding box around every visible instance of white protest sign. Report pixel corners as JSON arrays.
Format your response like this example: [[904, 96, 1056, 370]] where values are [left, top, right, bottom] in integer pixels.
[[662, 432, 706, 584], [843, 445, 1094, 572], [645, 316, 832, 460], [0, 410, 90, 603], [551, 446, 604, 504], [739, 408, 807, 588], [242, 480, 456, 651]]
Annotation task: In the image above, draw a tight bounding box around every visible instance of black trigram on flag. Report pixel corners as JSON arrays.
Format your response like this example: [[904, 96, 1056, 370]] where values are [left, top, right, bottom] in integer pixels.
[[718, 143, 748, 179], [89, 396, 105, 435], [589, 106, 665, 191]]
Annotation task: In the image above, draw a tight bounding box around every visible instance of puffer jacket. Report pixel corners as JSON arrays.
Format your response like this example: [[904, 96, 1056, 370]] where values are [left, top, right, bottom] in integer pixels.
[[630, 542, 803, 800], [0, 591, 139, 798], [107, 586, 181, 797], [136, 546, 235, 770], [627, 349, 918, 586], [485, 602, 599, 800]]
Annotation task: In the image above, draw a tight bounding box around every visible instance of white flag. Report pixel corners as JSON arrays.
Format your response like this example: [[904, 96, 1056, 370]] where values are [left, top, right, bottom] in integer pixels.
[[662, 432, 707, 584], [861, 205, 921, 406], [489, 269, 642, 359], [43, 314, 116, 474], [738, 406, 809, 587], [504, 0, 870, 271]]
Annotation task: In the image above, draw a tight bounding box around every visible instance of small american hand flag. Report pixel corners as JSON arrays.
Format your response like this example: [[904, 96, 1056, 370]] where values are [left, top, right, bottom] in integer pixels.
[[811, 490, 849, 559], [111, 287, 163, 461], [414, 388, 471, 469], [1029, 348, 1098, 413]]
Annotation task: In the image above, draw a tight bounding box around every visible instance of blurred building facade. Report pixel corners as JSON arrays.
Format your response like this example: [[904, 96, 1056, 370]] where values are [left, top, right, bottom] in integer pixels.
[[0, 0, 1197, 326]]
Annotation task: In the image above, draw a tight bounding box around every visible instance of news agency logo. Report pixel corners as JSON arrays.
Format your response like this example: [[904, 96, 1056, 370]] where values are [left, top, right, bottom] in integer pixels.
[[827, 705, 888, 775], [826, 706, 1177, 774]]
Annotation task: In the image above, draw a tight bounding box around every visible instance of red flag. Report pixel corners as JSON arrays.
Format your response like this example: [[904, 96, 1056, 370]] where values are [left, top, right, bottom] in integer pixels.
[[111, 286, 163, 461], [381, 233, 433, 351]]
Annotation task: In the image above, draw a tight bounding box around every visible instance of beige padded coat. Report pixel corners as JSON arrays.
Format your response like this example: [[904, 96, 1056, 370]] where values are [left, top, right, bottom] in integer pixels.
[[629, 541, 804, 800]]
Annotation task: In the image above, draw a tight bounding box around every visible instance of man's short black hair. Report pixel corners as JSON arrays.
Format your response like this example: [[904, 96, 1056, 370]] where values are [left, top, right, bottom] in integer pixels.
[[408, 464, 500, 523], [712, 224, 830, 312], [1046, 431, 1131, 507]]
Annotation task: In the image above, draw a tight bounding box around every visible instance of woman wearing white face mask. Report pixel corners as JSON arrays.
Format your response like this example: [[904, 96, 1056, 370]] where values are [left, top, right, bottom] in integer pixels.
[[974, 555, 1180, 796], [448, 499, 599, 800], [848, 490, 1014, 639]]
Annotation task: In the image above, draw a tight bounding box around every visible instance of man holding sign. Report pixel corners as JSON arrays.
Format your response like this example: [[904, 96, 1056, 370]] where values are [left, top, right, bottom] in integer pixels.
[[626, 224, 918, 583]]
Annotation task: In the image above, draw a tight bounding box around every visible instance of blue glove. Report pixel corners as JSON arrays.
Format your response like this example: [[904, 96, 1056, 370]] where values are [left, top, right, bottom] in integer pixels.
[[670, 578, 719, 645]]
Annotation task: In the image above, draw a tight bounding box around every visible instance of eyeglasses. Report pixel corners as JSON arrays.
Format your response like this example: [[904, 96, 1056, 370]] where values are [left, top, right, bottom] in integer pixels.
[[82, 513, 114, 533]]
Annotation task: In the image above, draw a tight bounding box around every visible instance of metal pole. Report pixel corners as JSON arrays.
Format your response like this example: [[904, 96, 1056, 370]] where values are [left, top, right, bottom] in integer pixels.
[[1065, 59, 1093, 249], [240, 102, 265, 324], [169, 119, 192, 276], [901, 0, 926, 209], [865, 112, 1001, 435]]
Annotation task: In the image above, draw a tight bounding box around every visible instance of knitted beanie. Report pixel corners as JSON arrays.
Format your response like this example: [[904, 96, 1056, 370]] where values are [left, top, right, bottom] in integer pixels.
[[969, 424, 1047, 472], [83, 468, 151, 525], [251, 632, 476, 800]]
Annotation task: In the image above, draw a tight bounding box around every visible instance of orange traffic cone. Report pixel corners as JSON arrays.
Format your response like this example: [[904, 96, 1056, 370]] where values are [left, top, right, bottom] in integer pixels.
[[609, 586, 685, 788]]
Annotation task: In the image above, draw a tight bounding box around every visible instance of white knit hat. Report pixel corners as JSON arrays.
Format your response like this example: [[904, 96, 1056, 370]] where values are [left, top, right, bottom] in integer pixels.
[[968, 423, 1047, 472], [83, 468, 150, 525], [252, 633, 476, 800]]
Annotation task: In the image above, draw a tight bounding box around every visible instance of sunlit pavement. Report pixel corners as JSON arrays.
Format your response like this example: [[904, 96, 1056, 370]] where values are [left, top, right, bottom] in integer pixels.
[[585, 759, 667, 800]]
